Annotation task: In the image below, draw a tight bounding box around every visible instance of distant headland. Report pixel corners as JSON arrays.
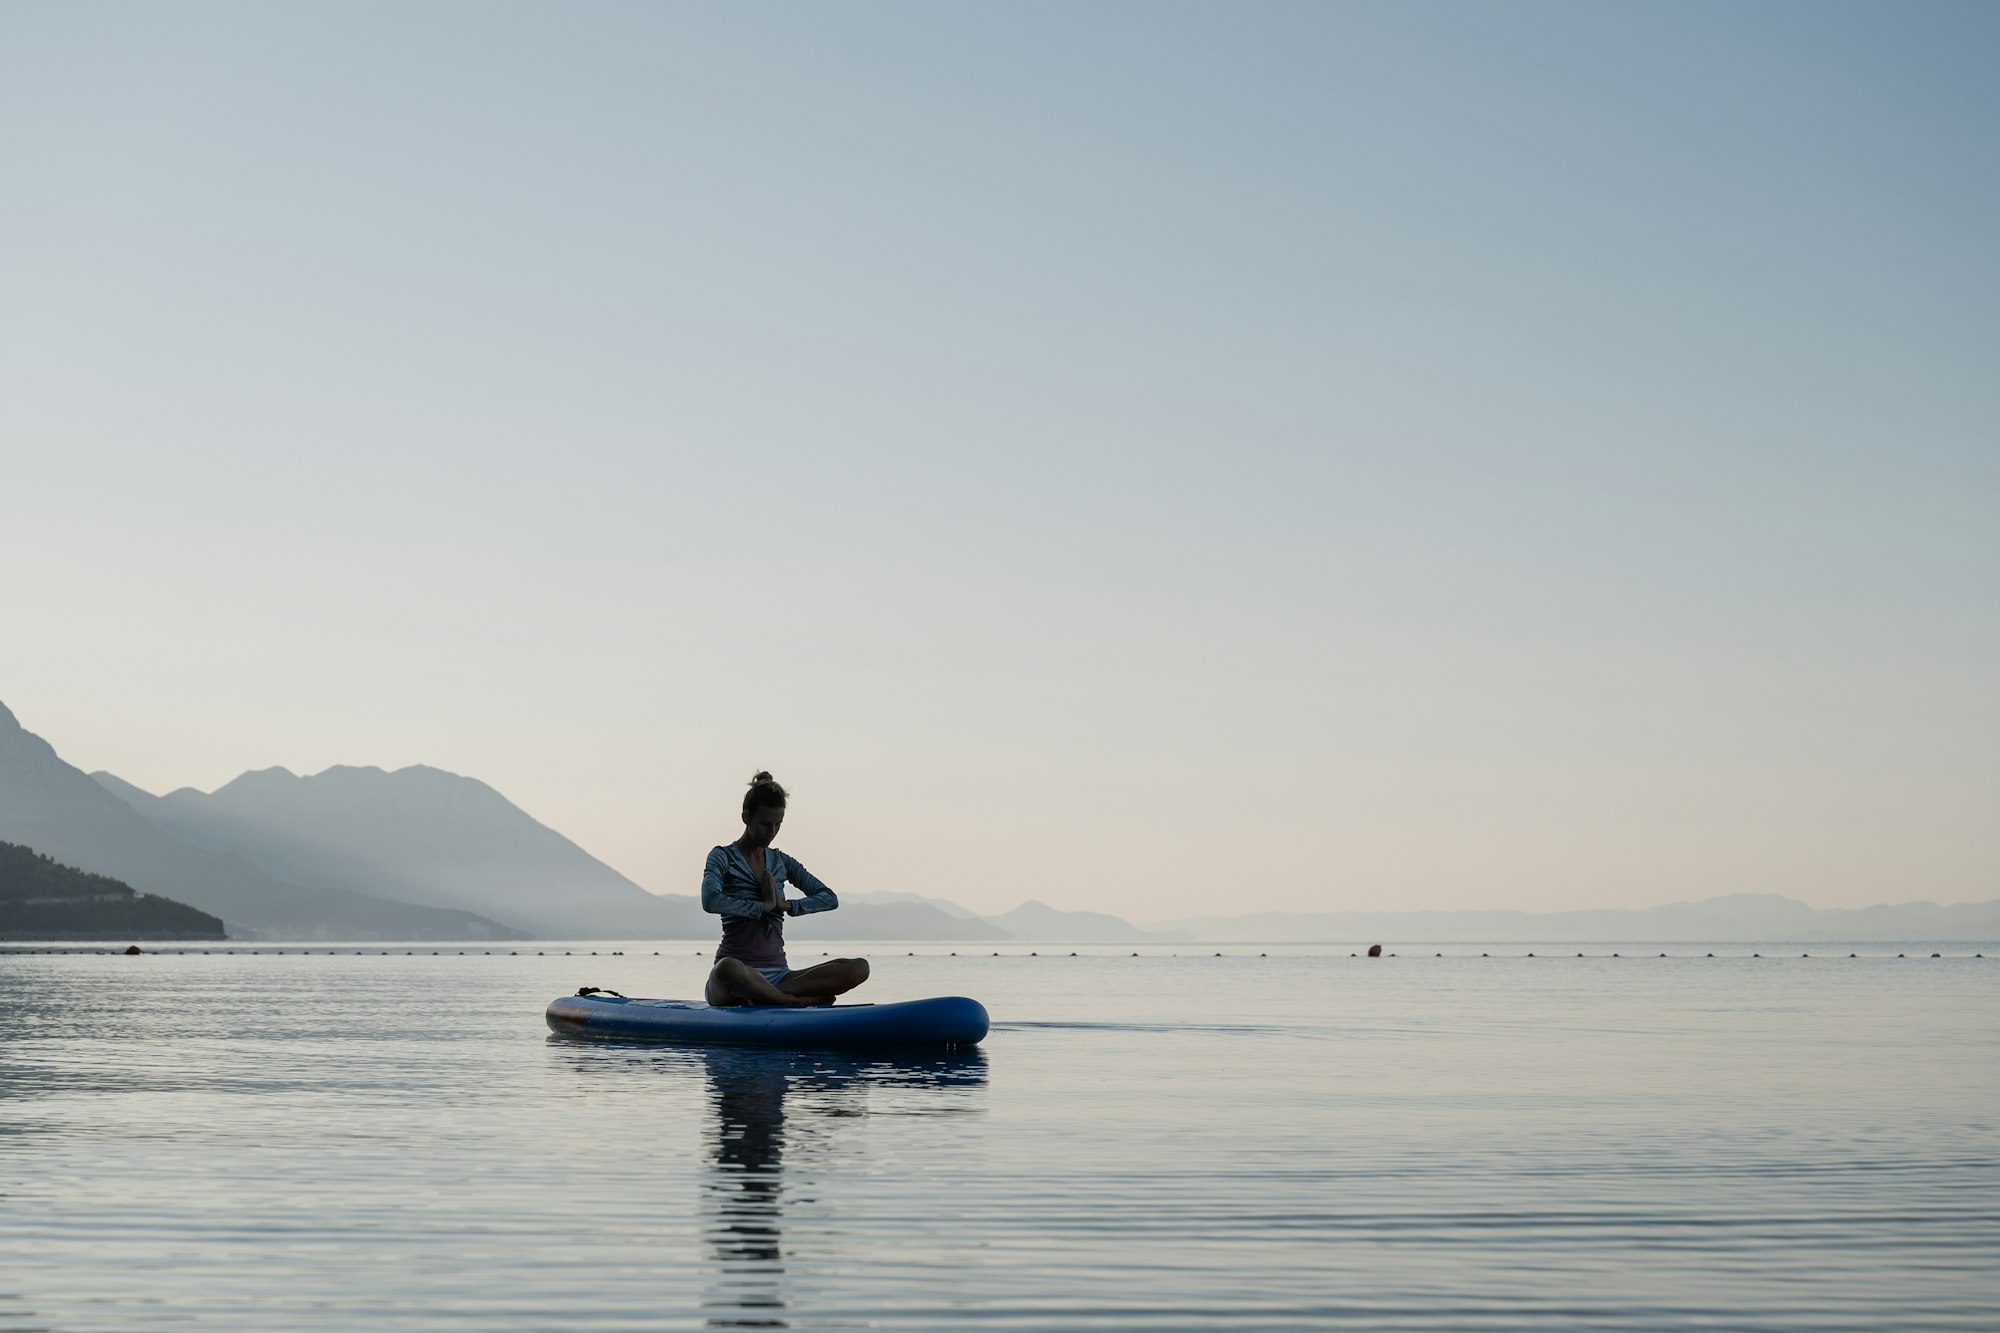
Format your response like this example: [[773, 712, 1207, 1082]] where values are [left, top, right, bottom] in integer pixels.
[[0, 840, 223, 940]]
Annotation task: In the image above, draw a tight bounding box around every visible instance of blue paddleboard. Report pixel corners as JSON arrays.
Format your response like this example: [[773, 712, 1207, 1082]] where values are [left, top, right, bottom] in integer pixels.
[[545, 993, 989, 1050]]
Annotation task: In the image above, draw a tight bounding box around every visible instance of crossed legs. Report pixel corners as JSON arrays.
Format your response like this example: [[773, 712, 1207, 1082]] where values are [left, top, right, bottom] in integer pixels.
[[705, 956, 871, 1007]]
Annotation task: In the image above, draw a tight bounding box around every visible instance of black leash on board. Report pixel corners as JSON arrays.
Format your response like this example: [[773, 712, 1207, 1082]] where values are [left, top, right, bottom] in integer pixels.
[[576, 987, 626, 998]]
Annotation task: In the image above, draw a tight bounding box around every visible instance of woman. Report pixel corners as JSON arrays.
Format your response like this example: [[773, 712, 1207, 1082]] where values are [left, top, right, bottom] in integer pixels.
[[701, 772, 870, 1007]]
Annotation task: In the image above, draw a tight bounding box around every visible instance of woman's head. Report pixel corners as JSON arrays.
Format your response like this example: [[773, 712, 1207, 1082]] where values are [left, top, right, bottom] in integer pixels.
[[740, 771, 787, 845]]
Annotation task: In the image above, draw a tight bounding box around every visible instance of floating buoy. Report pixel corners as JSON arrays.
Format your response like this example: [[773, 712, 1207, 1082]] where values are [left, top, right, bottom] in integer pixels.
[[124, 945, 142, 955]]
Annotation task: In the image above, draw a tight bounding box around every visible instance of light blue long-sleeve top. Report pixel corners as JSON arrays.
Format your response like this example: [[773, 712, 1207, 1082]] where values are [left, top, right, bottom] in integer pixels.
[[700, 843, 839, 967]]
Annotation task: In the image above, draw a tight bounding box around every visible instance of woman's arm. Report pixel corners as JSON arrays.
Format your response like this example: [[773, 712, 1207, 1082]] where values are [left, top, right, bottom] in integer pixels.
[[700, 847, 769, 921], [776, 853, 839, 917]]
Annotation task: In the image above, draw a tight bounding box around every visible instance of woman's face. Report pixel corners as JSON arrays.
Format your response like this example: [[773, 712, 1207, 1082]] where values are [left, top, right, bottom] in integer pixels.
[[742, 804, 785, 848]]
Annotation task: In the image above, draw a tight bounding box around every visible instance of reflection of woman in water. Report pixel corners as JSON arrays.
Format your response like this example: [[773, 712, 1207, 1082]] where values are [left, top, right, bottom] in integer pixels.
[[702, 1049, 791, 1327], [702, 772, 870, 1008], [697, 1047, 990, 1328]]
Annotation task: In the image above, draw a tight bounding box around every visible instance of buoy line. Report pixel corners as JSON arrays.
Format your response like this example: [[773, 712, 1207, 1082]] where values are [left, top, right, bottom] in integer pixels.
[[0, 945, 1988, 958]]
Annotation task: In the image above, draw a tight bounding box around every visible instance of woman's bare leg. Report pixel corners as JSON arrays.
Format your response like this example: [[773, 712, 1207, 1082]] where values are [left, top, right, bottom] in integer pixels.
[[777, 957, 870, 1004], [705, 958, 812, 1007]]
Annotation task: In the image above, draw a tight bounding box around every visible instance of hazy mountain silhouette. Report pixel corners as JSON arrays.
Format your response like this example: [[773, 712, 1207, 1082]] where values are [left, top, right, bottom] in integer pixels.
[[837, 891, 1180, 940], [845, 889, 984, 920], [789, 898, 1012, 941], [986, 898, 1187, 942], [1152, 893, 2000, 942], [96, 762, 708, 939], [26, 699, 1996, 945], [0, 701, 520, 941], [1, 839, 225, 940]]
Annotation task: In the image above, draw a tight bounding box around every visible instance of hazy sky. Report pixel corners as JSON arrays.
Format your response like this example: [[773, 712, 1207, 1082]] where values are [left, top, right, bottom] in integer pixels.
[[3, 2, 1994, 921]]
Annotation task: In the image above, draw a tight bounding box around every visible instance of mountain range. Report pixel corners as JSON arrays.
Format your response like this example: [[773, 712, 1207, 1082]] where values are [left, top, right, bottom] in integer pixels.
[[0, 698, 1139, 941], [4, 698, 1994, 942], [1, 700, 517, 940], [92, 764, 707, 939]]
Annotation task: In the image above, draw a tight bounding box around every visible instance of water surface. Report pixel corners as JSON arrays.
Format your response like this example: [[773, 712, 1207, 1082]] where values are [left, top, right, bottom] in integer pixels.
[[1, 943, 1994, 1329]]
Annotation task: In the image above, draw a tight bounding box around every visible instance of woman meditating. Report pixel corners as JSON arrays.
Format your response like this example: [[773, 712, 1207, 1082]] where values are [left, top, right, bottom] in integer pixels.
[[701, 772, 870, 1007]]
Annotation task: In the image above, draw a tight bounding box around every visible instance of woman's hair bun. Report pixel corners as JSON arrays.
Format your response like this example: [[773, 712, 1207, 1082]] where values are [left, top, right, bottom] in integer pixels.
[[742, 770, 788, 819]]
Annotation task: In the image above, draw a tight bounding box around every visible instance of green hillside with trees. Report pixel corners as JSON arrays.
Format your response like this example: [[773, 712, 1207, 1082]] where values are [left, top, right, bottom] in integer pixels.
[[0, 840, 226, 940]]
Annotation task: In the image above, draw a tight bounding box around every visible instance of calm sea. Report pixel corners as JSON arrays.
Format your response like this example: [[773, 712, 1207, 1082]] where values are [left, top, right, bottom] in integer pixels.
[[1, 941, 1994, 1330]]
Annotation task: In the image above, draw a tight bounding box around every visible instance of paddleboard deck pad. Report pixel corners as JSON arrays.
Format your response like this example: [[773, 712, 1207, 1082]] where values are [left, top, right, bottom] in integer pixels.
[[546, 993, 988, 1050]]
